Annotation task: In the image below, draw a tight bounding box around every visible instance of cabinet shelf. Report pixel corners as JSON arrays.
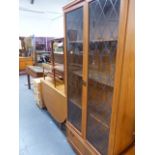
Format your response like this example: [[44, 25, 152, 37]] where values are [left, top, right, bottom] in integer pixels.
[[89, 113, 109, 129], [73, 69, 114, 87], [70, 97, 82, 109], [68, 40, 117, 44], [68, 99, 82, 132], [89, 102, 111, 129], [69, 40, 83, 44], [90, 39, 117, 43], [69, 64, 82, 72]]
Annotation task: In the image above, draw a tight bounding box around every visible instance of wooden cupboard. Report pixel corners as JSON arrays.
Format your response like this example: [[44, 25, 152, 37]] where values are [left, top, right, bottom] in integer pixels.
[[63, 0, 134, 154], [19, 57, 34, 71]]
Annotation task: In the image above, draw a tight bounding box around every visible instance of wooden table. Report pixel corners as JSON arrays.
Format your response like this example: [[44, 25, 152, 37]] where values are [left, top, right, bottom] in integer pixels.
[[26, 66, 44, 89]]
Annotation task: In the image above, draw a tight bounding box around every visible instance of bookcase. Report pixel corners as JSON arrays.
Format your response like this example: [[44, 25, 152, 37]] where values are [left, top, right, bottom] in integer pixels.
[[64, 0, 134, 154]]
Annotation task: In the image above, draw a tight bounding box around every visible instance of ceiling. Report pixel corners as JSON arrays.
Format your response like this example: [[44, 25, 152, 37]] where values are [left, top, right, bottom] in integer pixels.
[[19, 0, 73, 37], [19, 0, 72, 20]]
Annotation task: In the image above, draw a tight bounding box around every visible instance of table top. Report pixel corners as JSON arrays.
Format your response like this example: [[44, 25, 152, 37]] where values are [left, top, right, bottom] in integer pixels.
[[26, 66, 44, 78], [27, 66, 43, 73]]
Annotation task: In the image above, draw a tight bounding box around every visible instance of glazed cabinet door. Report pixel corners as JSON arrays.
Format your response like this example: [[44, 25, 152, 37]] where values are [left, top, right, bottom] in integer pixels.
[[86, 0, 121, 154], [65, 6, 84, 132]]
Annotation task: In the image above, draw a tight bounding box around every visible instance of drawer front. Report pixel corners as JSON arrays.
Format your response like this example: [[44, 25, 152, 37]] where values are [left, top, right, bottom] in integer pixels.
[[67, 128, 84, 155], [19, 62, 26, 70], [25, 61, 33, 66], [67, 124, 100, 155]]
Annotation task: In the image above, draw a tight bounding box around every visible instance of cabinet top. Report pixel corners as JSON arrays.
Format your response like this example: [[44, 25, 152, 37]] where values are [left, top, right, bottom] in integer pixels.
[[63, 0, 84, 10]]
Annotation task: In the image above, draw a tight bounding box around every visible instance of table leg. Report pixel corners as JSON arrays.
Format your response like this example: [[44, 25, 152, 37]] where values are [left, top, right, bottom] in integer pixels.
[[27, 74, 31, 89]]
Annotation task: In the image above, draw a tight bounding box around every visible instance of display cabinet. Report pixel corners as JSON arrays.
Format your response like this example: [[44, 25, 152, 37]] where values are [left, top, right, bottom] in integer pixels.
[[64, 0, 134, 154]]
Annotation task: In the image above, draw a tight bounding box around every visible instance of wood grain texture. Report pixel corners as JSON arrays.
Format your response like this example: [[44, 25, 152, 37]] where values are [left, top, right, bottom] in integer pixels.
[[26, 66, 44, 77], [81, 1, 89, 139], [41, 79, 67, 123], [108, 0, 130, 154], [109, 0, 135, 154], [63, 0, 84, 11], [19, 57, 33, 70], [114, 0, 135, 153], [124, 146, 135, 155], [63, 11, 69, 124], [63, 1, 85, 13], [67, 122, 100, 155]]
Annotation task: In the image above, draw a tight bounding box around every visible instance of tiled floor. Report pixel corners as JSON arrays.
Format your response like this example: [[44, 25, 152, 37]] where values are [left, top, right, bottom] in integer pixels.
[[19, 75, 76, 155]]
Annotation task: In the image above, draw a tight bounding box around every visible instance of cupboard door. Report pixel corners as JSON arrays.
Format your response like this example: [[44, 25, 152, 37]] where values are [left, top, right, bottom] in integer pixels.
[[66, 7, 83, 132], [86, 0, 121, 154]]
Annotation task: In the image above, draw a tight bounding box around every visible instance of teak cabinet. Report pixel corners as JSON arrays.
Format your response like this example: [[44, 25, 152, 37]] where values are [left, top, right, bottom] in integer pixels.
[[63, 0, 134, 154]]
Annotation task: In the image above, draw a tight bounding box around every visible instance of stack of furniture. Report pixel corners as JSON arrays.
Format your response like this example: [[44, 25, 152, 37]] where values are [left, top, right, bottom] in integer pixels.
[[63, 0, 134, 155]]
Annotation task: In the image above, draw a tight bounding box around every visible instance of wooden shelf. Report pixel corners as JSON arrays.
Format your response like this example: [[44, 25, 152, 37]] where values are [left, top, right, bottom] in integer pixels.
[[73, 69, 114, 87], [69, 64, 82, 72], [70, 63, 82, 67], [69, 40, 83, 43], [90, 39, 117, 43], [70, 97, 82, 109], [89, 103, 111, 129], [89, 113, 109, 128], [68, 40, 117, 44]]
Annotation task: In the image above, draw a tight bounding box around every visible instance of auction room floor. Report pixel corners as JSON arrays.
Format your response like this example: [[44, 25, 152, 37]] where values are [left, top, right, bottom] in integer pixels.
[[19, 75, 76, 155]]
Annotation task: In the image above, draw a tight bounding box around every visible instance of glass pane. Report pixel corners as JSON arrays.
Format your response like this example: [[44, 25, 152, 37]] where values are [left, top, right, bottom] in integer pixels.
[[66, 7, 83, 132], [86, 0, 121, 154]]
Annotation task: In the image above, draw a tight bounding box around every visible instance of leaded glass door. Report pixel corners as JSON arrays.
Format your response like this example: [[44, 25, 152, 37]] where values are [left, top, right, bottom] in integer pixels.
[[66, 7, 83, 132], [86, 0, 121, 154]]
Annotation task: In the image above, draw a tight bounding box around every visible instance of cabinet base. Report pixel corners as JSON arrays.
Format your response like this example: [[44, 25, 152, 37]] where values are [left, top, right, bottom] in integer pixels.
[[66, 122, 100, 155]]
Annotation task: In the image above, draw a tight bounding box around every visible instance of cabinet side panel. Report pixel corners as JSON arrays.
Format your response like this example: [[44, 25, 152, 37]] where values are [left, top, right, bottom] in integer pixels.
[[112, 0, 135, 154]]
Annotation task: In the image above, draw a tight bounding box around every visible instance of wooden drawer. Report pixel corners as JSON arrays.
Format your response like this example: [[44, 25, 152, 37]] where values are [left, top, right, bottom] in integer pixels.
[[67, 123, 100, 155], [19, 61, 25, 70], [25, 60, 33, 66], [67, 126, 85, 155], [19, 57, 33, 70]]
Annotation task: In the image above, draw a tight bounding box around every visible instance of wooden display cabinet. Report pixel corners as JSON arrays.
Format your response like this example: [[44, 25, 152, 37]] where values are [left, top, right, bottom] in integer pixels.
[[64, 0, 134, 155]]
